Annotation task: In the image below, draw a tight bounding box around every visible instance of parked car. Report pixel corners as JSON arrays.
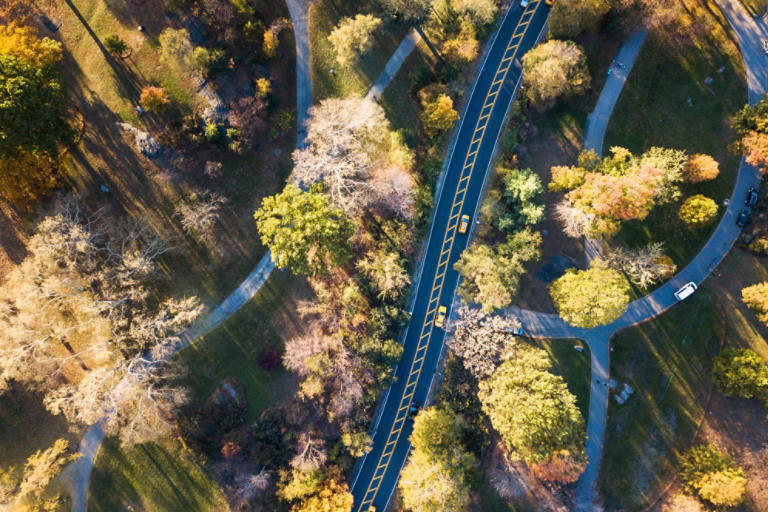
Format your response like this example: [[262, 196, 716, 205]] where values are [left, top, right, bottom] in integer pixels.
[[458, 214, 470, 235], [736, 209, 749, 227], [434, 305, 447, 328], [746, 187, 759, 206], [511, 327, 524, 336], [521, 0, 529, 6], [674, 282, 697, 301], [408, 402, 421, 421]]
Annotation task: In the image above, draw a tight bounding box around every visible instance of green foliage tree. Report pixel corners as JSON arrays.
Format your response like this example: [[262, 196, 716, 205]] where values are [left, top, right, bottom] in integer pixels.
[[243, 19, 266, 42], [452, 0, 498, 26], [399, 407, 475, 512], [328, 14, 382, 67], [522, 39, 590, 110], [678, 195, 718, 228], [103, 34, 128, 56], [454, 228, 542, 313], [679, 445, 747, 507], [713, 348, 768, 399], [421, 93, 460, 137], [743, 282, 768, 326], [254, 184, 355, 276], [549, 261, 630, 328], [192, 46, 227, 76], [549, 0, 610, 38], [498, 167, 545, 231], [378, 0, 433, 25], [357, 249, 411, 301], [478, 346, 586, 467]]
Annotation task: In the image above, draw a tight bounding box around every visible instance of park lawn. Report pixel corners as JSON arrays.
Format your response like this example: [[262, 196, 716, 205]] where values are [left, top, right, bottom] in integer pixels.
[[598, 294, 723, 511], [739, 0, 768, 16], [604, 0, 746, 270], [88, 436, 229, 512], [309, 0, 408, 102]]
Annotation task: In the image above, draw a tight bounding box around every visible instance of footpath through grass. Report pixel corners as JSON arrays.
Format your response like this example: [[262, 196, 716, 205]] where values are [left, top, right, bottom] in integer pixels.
[[604, 0, 746, 269], [309, 0, 407, 101], [599, 294, 722, 511]]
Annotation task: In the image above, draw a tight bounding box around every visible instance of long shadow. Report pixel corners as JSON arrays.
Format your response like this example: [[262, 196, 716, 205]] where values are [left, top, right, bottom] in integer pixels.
[[0, 204, 29, 264], [259, 276, 307, 335]]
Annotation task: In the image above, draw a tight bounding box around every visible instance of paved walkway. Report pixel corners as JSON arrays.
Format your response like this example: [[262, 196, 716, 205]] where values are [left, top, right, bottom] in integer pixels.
[[364, 28, 422, 103], [513, 3, 766, 507], [286, 0, 313, 149]]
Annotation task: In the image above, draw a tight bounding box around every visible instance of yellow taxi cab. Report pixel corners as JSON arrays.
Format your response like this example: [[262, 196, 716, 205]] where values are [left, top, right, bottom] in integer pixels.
[[458, 214, 470, 234], [434, 305, 447, 328]]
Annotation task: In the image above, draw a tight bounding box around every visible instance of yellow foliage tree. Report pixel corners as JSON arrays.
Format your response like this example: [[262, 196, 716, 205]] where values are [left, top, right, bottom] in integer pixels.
[[292, 466, 353, 512], [421, 94, 459, 137], [0, 22, 62, 67]]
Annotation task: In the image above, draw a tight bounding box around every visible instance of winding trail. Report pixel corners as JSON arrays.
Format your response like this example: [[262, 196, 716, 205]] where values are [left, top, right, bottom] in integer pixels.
[[513, 1, 766, 507]]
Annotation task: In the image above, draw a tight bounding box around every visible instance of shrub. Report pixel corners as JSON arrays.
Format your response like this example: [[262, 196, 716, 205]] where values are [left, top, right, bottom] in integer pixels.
[[678, 195, 718, 228], [748, 238, 768, 254], [103, 34, 128, 56], [255, 78, 272, 98], [192, 46, 227, 76], [205, 122, 220, 142], [139, 86, 170, 112], [713, 348, 768, 398], [683, 154, 720, 183], [243, 20, 266, 42], [409, 65, 433, 91], [679, 445, 747, 507], [226, 127, 241, 140]]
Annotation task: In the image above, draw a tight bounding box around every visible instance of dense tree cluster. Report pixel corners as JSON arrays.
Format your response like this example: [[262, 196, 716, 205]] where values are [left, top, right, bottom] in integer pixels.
[[446, 306, 521, 378]]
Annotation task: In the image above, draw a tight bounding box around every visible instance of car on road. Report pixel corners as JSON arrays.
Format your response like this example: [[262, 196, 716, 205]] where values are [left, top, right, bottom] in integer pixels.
[[674, 282, 697, 301], [746, 187, 759, 206], [458, 214, 470, 234], [434, 305, 447, 328], [736, 209, 749, 227], [408, 403, 421, 421]]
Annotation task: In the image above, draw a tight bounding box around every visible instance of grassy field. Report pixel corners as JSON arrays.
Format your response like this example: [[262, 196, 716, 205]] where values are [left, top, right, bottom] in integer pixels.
[[598, 294, 723, 511], [604, 0, 747, 270], [88, 437, 229, 512], [739, 0, 768, 17], [309, 0, 407, 101]]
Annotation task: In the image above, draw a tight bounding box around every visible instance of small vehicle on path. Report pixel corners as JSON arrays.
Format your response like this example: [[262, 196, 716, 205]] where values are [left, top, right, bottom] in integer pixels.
[[458, 214, 470, 234], [674, 282, 697, 301], [408, 403, 421, 421], [434, 306, 447, 328], [736, 209, 749, 227], [746, 187, 759, 206]]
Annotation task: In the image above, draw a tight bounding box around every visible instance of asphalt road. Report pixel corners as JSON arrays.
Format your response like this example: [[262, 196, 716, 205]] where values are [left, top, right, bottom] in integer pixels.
[[350, 2, 550, 510]]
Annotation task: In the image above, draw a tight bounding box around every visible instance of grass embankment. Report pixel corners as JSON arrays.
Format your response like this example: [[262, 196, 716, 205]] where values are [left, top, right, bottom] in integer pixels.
[[309, 0, 407, 101], [88, 272, 310, 509], [478, 339, 591, 511], [599, 294, 722, 510], [605, 0, 746, 271]]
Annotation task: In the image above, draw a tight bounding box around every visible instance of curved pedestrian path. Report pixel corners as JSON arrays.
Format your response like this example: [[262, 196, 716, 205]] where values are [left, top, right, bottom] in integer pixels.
[[513, 0, 766, 507]]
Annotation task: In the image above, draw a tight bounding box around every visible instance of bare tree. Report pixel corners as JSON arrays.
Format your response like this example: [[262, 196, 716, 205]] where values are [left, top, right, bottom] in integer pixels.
[[553, 198, 593, 238], [371, 165, 416, 219], [290, 432, 328, 472], [606, 243, 676, 288], [356, 249, 411, 301], [232, 468, 272, 510], [18, 439, 80, 500], [177, 191, 227, 240], [446, 305, 521, 379]]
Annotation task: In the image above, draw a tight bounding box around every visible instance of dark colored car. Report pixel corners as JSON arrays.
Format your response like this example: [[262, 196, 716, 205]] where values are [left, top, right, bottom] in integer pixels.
[[736, 209, 749, 227], [408, 403, 421, 421], [746, 187, 759, 207]]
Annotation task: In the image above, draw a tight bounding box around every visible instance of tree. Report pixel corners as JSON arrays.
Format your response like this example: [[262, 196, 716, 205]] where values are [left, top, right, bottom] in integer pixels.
[[713, 348, 768, 399], [0, 55, 71, 160], [422, 94, 460, 137], [549, 165, 587, 192], [292, 466, 353, 512], [139, 86, 170, 112], [678, 195, 718, 228], [357, 249, 411, 301], [442, 19, 479, 66], [522, 40, 590, 110], [410, 407, 465, 458], [18, 439, 80, 499], [377, 0, 433, 25], [371, 165, 416, 218], [454, 229, 542, 313], [446, 305, 520, 379], [553, 199, 593, 238], [743, 282, 768, 325], [0, 22, 62, 67], [0, 150, 60, 207], [683, 154, 720, 183], [568, 164, 660, 222], [159, 28, 192, 65], [177, 190, 227, 240], [452, 0, 497, 26], [329, 15, 382, 67], [549, 261, 630, 328], [103, 34, 129, 56], [255, 77, 272, 98], [499, 167, 545, 230], [606, 243, 676, 289], [292, 97, 391, 216], [254, 184, 355, 276], [478, 346, 586, 467], [192, 46, 227, 76], [530, 449, 588, 483], [742, 131, 768, 173], [549, 0, 610, 38], [264, 18, 291, 59], [277, 467, 324, 502], [679, 445, 747, 507]]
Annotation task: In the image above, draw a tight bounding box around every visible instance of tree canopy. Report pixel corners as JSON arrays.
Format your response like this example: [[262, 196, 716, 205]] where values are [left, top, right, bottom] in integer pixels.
[[743, 282, 768, 326], [478, 346, 586, 468], [522, 40, 590, 110], [679, 445, 747, 507], [713, 348, 768, 399], [549, 0, 610, 38], [328, 15, 382, 68], [678, 194, 718, 228], [549, 262, 630, 328], [377, 0, 433, 25], [254, 184, 355, 276]]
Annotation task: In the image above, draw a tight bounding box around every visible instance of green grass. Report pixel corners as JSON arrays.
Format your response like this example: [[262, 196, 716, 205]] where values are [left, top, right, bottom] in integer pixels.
[[176, 271, 308, 424], [88, 436, 229, 512], [309, 0, 408, 101], [599, 294, 722, 511], [527, 338, 592, 417], [604, 0, 747, 269], [379, 40, 437, 132]]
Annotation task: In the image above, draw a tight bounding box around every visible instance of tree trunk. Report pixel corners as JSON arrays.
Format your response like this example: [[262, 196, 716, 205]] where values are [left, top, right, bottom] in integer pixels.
[[60, 338, 90, 371], [415, 25, 443, 63]]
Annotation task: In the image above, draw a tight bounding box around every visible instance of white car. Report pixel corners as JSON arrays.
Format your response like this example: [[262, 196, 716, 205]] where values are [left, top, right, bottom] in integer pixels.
[[674, 282, 697, 301], [521, 0, 529, 6]]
